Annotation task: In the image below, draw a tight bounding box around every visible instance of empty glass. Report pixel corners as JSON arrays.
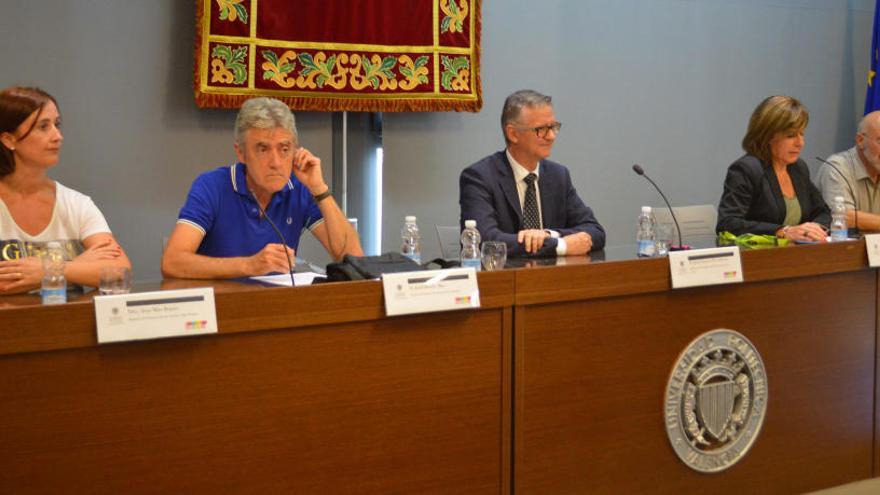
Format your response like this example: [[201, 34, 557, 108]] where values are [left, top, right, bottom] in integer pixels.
[[99, 266, 132, 295], [655, 223, 674, 256], [481, 241, 507, 271]]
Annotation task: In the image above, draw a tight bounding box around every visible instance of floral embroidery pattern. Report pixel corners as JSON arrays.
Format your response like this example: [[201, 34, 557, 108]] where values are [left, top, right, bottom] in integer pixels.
[[440, 55, 470, 91], [351, 54, 398, 90], [440, 0, 468, 34], [259, 50, 441, 92], [211, 45, 248, 84], [398, 56, 430, 90], [261, 50, 297, 88], [216, 0, 248, 24], [196, 0, 481, 110], [299, 52, 347, 89]]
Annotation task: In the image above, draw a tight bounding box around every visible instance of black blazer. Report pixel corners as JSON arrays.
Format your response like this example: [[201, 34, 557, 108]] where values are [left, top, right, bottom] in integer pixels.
[[716, 155, 830, 235], [459, 151, 605, 256]]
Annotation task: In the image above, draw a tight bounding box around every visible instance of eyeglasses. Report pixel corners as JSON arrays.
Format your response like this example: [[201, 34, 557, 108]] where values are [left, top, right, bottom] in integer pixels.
[[516, 122, 562, 138]]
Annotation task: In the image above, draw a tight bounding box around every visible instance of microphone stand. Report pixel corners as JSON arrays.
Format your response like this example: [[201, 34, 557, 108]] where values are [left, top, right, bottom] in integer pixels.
[[632, 164, 689, 250], [252, 190, 296, 287]]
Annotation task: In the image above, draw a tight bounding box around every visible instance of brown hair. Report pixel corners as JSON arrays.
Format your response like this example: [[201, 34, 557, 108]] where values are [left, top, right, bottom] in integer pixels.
[[0, 87, 58, 178], [741, 95, 809, 164]]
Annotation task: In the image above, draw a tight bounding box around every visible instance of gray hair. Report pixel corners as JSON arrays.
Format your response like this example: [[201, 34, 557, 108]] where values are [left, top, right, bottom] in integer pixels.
[[234, 97, 297, 145], [500, 89, 553, 144]]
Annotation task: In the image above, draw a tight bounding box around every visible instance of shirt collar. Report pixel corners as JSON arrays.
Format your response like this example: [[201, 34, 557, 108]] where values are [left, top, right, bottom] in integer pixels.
[[506, 149, 540, 183], [847, 147, 872, 182], [230, 162, 295, 197]]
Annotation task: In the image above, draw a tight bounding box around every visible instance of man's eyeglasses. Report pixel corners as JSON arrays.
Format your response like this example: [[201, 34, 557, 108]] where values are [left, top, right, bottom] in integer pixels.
[[516, 122, 562, 138]]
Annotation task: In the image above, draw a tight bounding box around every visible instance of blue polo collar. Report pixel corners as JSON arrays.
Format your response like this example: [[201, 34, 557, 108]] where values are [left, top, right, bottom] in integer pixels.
[[229, 162, 295, 197]]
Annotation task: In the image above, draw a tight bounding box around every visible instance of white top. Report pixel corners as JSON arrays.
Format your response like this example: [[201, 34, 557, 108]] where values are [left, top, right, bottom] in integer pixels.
[[0, 181, 111, 261]]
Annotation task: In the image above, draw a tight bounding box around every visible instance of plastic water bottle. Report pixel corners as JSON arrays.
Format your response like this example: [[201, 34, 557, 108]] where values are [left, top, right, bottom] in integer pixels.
[[460, 220, 482, 271], [636, 206, 656, 257], [41, 241, 67, 305], [830, 196, 848, 242], [400, 215, 421, 264]]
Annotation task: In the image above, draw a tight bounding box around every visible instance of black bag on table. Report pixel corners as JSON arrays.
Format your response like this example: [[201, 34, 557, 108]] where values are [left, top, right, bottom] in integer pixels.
[[324, 252, 425, 281]]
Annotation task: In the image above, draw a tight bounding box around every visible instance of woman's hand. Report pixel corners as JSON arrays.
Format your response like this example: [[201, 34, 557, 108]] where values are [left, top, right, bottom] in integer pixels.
[[0, 256, 44, 294], [780, 222, 828, 243], [75, 238, 122, 262]]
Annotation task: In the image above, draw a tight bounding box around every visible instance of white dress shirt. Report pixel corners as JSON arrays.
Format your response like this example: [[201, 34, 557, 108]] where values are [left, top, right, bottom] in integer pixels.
[[505, 150, 567, 255]]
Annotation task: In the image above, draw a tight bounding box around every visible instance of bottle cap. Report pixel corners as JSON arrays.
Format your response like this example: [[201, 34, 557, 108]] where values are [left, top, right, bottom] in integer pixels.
[[464, 219, 476, 228], [405, 215, 416, 222], [641, 206, 652, 213]]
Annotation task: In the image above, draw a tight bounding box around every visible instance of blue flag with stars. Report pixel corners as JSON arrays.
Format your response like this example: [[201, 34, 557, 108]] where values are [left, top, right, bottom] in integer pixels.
[[867, 0, 880, 114]]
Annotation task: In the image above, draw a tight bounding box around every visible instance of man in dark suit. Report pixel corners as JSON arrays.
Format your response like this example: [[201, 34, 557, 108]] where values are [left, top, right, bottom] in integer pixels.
[[459, 89, 604, 257]]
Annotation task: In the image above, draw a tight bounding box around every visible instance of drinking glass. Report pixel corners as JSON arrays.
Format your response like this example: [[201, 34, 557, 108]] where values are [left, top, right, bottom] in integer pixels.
[[655, 223, 673, 256], [99, 266, 132, 295], [481, 241, 507, 271]]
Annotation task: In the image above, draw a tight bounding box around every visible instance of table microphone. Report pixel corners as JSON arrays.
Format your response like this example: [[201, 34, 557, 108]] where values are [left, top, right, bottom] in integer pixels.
[[814, 156, 860, 238], [632, 164, 688, 250], [251, 191, 296, 287]]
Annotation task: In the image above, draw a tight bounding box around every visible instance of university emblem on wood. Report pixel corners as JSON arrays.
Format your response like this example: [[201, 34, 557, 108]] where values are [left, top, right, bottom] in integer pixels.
[[664, 329, 768, 473]]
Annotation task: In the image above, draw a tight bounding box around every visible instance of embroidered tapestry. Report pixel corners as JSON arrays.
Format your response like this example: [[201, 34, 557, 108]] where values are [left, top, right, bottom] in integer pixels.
[[194, 0, 482, 112]]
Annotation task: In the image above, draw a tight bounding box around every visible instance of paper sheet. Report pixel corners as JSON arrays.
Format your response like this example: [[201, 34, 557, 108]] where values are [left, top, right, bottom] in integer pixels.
[[251, 272, 326, 287]]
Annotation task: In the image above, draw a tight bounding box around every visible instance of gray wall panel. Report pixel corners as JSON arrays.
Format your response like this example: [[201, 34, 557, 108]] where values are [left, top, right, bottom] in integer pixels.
[[384, 0, 874, 258], [1, 1, 332, 280], [1, 0, 875, 276]]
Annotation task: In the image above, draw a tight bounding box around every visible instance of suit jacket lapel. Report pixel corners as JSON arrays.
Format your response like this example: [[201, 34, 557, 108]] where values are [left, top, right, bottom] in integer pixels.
[[497, 153, 523, 227], [537, 161, 555, 227], [762, 162, 786, 223]]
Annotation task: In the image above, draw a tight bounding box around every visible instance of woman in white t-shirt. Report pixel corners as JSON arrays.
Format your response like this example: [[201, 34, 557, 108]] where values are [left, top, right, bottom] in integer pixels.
[[0, 86, 131, 294]]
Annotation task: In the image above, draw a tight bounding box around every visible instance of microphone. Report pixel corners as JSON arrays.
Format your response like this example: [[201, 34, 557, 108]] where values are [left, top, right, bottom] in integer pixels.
[[251, 191, 296, 287], [632, 164, 687, 250], [815, 156, 860, 238]]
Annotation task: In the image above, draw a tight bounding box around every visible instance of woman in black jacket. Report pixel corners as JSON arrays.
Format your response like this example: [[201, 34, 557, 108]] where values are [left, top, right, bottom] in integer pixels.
[[716, 95, 830, 242]]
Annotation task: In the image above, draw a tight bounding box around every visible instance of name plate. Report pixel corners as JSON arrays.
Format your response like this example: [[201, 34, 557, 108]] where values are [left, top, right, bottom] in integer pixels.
[[382, 268, 480, 316], [95, 288, 218, 344], [866, 234, 880, 267], [669, 246, 743, 289]]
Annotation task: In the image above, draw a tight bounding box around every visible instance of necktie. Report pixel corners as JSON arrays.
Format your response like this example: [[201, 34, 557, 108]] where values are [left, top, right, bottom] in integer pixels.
[[522, 173, 541, 230]]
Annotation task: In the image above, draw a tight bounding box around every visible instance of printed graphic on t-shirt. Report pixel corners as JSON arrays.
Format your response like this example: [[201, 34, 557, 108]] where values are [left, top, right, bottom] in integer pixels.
[[0, 239, 84, 261]]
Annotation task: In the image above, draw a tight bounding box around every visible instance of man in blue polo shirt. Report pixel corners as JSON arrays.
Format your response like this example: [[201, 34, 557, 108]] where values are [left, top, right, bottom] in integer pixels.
[[161, 97, 362, 279]]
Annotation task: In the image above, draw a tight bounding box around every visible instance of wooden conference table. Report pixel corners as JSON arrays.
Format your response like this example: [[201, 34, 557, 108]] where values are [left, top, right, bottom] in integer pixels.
[[0, 240, 875, 494]]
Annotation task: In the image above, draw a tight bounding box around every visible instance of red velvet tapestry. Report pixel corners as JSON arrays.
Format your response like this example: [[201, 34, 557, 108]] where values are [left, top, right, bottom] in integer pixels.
[[194, 0, 482, 112]]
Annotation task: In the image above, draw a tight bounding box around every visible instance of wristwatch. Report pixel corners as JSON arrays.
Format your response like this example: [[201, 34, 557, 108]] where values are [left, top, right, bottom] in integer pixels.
[[313, 189, 332, 203]]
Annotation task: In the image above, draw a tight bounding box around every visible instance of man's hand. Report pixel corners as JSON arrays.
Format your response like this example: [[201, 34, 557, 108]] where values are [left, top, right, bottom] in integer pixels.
[[517, 229, 550, 254], [246, 243, 295, 276], [562, 232, 593, 255], [291, 147, 326, 195]]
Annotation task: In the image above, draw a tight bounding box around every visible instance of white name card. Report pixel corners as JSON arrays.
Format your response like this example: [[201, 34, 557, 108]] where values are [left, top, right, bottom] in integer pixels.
[[866, 234, 880, 267], [669, 246, 744, 289], [382, 268, 480, 316], [95, 287, 218, 344]]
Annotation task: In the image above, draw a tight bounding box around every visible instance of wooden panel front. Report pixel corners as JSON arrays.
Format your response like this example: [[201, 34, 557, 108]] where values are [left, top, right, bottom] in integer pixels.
[[0, 300, 509, 493], [515, 270, 876, 494]]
